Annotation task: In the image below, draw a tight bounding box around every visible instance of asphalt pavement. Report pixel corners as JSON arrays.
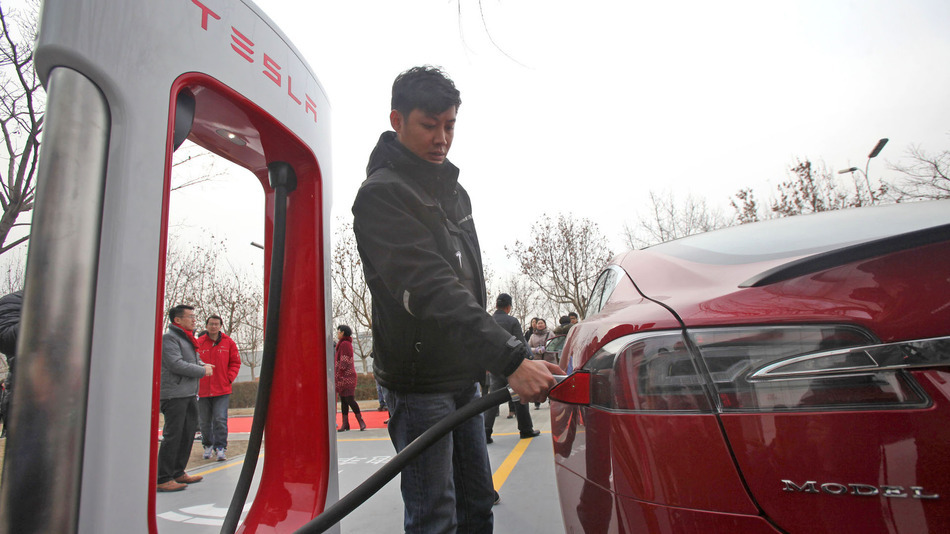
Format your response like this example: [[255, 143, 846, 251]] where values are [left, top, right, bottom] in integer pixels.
[[156, 402, 565, 533]]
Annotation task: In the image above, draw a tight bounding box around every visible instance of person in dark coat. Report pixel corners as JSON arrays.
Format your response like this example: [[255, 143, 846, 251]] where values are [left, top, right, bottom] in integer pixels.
[[553, 315, 572, 335], [485, 293, 541, 442], [0, 290, 22, 437], [334, 325, 365, 431]]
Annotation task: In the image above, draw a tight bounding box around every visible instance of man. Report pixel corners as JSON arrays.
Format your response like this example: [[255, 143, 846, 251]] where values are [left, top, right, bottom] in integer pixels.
[[352, 66, 559, 533], [485, 293, 541, 443], [157, 304, 213, 492], [197, 315, 241, 462]]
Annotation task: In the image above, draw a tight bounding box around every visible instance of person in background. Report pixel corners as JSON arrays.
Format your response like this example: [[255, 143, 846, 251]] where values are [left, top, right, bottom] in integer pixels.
[[0, 290, 22, 438], [529, 318, 555, 362], [485, 293, 541, 442], [553, 315, 572, 335], [157, 305, 213, 492], [528, 318, 555, 409], [335, 324, 365, 432], [197, 314, 241, 462], [524, 317, 538, 343]]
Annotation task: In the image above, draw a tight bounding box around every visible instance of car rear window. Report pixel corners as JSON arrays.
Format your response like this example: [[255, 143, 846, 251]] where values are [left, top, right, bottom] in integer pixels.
[[648, 200, 950, 265]]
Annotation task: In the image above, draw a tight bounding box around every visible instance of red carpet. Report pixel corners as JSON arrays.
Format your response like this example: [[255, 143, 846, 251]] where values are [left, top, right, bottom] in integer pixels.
[[232, 411, 389, 430], [335, 409, 389, 430], [226, 411, 391, 432], [160, 411, 391, 437]]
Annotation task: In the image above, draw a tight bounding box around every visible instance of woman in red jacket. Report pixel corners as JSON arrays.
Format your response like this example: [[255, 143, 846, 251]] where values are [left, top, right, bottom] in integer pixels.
[[335, 325, 365, 431]]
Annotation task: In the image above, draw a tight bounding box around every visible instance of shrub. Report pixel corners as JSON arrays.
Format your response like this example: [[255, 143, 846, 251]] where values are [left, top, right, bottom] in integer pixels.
[[355, 373, 379, 401], [230, 375, 379, 406], [230, 381, 259, 408]]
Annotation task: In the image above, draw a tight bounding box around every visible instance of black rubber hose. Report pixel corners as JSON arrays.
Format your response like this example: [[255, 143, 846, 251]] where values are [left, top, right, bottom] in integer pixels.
[[220, 162, 296, 534], [294, 386, 514, 534]]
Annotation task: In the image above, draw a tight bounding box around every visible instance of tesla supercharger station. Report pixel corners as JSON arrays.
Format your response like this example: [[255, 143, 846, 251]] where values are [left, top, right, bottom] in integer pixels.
[[0, 0, 337, 533]]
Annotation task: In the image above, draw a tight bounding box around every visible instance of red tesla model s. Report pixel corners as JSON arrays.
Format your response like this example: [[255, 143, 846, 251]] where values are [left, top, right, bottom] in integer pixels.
[[549, 200, 950, 533]]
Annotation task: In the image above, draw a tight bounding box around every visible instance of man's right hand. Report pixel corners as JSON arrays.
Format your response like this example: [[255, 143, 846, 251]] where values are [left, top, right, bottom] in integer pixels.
[[203, 364, 214, 376], [507, 359, 560, 404]]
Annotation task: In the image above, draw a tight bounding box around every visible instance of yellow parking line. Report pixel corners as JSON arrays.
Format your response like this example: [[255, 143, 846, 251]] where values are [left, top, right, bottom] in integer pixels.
[[194, 454, 261, 476], [194, 431, 544, 490], [492, 435, 534, 491]]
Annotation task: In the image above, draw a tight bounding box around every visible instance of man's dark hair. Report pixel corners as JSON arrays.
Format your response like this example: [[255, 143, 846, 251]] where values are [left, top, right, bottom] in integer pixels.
[[568, 312, 578, 320], [391, 66, 461, 118], [168, 304, 194, 322], [559, 315, 571, 326], [206, 314, 223, 326], [495, 293, 512, 310], [337, 324, 352, 338]]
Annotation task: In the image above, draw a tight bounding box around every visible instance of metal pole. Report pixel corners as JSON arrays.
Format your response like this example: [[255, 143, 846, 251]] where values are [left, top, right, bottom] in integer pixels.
[[0, 67, 110, 534]]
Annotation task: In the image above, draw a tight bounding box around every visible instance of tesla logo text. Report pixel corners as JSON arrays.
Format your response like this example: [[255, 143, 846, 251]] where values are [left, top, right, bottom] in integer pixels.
[[782, 480, 939, 499], [191, 0, 318, 123]]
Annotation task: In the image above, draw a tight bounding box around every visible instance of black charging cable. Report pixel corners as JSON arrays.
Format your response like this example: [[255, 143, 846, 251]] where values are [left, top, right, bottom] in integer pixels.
[[294, 386, 516, 533], [220, 161, 297, 534]]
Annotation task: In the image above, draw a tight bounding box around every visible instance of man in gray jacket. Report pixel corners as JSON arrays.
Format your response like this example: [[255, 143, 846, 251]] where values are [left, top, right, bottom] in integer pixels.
[[157, 304, 213, 492]]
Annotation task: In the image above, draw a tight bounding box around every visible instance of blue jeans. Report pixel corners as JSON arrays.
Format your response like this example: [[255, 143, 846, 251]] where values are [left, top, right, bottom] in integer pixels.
[[376, 380, 388, 409], [198, 394, 230, 450], [383, 383, 494, 534]]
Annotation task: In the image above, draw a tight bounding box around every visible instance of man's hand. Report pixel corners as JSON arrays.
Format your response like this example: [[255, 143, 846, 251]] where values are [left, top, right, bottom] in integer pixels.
[[507, 359, 561, 404], [203, 364, 214, 377]]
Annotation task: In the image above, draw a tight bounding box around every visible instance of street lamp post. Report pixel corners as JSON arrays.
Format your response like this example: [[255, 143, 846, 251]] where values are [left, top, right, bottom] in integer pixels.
[[839, 138, 888, 203]]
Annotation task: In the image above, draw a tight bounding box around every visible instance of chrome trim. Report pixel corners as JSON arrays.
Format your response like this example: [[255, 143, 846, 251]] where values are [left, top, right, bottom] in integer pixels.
[[781, 480, 939, 499], [749, 335, 950, 381], [0, 68, 110, 533]]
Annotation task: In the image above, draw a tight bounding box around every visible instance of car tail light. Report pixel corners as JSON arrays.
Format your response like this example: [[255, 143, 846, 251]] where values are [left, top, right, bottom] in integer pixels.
[[691, 326, 944, 412], [548, 370, 591, 405], [549, 326, 949, 413], [581, 331, 713, 412]]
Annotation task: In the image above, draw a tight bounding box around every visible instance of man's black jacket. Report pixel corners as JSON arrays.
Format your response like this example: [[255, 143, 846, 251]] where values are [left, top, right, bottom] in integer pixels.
[[492, 309, 527, 345], [352, 132, 528, 393]]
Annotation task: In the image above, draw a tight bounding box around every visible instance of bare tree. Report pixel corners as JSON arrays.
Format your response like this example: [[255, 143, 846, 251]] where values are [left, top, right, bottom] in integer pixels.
[[164, 236, 265, 379], [170, 141, 228, 191], [888, 143, 950, 201], [481, 256, 497, 313], [0, 247, 24, 294], [491, 272, 539, 329], [507, 213, 613, 319], [623, 190, 729, 249], [0, 0, 42, 255], [770, 159, 854, 217], [732, 158, 887, 222], [232, 290, 263, 381], [730, 188, 761, 224], [163, 237, 217, 317]]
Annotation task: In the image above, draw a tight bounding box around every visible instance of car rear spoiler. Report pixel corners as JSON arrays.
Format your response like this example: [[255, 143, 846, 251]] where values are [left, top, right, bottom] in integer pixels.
[[740, 223, 950, 288]]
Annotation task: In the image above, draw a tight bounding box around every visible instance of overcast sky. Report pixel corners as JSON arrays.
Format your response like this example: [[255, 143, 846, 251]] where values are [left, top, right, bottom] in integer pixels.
[[6, 0, 950, 283], [240, 0, 950, 275]]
